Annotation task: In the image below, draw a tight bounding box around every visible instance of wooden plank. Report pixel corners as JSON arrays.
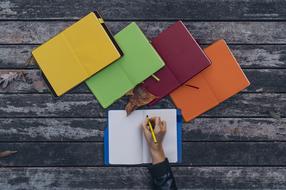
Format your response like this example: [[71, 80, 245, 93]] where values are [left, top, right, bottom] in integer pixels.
[[1, 167, 286, 189], [0, 70, 87, 93], [0, 143, 102, 166], [183, 118, 286, 141], [2, 167, 286, 189], [1, 142, 286, 166], [2, 45, 286, 69], [0, 0, 285, 20], [0, 45, 34, 68], [0, 69, 285, 93], [0, 118, 285, 142], [0, 118, 105, 142], [0, 94, 284, 118], [230, 45, 286, 68], [243, 69, 286, 93], [184, 142, 286, 166], [0, 21, 286, 44]]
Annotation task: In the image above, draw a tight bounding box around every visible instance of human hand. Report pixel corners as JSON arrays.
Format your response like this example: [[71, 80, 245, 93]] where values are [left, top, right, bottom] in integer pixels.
[[142, 116, 167, 164]]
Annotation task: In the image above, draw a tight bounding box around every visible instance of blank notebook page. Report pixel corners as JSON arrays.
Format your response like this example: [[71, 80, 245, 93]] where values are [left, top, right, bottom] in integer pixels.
[[108, 110, 143, 164]]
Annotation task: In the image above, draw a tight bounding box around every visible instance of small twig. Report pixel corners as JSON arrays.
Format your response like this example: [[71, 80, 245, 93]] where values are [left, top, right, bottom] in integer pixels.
[[184, 84, 199, 89], [0, 150, 17, 158]]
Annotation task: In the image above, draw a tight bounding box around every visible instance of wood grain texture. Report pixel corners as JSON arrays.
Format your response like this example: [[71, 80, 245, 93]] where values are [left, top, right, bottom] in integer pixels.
[[2, 45, 286, 69], [0, 1, 284, 189], [183, 118, 286, 141], [0, 118, 105, 141], [0, 118, 285, 142], [0, 69, 285, 93], [0, 94, 284, 118], [243, 69, 286, 93], [0, 69, 87, 94], [0, 143, 103, 166], [0, 21, 286, 44], [0, 0, 285, 20], [1, 167, 286, 189], [1, 142, 286, 166]]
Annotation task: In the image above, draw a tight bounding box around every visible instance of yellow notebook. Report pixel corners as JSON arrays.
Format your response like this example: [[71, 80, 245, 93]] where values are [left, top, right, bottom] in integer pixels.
[[32, 11, 123, 96]]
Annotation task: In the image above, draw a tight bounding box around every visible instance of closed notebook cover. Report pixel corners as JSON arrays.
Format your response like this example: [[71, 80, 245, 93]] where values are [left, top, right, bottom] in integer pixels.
[[141, 21, 211, 103], [170, 39, 250, 121], [86, 22, 165, 108], [32, 12, 122, 97]]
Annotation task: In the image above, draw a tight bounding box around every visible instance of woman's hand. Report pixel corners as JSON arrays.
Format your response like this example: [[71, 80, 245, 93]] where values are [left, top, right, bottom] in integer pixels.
[[142, 117, 167, 164]]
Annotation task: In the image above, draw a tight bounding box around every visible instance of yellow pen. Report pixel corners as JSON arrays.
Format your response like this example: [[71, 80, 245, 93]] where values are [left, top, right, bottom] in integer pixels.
[[146, 115, 158, 144]]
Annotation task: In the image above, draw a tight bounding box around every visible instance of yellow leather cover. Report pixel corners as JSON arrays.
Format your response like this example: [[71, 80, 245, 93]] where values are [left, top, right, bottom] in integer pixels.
[[32, 12, 122, 96]]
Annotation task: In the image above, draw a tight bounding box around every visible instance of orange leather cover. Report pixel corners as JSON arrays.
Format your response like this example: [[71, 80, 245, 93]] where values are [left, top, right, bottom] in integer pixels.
[[170, 39, 250, 121]]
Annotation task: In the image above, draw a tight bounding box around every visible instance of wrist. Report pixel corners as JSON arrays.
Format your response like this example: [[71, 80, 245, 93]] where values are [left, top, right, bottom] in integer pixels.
[[150, 145, 165, 164]]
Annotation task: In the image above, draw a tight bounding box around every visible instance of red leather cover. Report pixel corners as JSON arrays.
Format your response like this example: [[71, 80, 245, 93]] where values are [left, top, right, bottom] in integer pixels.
[[141, 21, 211, 104]]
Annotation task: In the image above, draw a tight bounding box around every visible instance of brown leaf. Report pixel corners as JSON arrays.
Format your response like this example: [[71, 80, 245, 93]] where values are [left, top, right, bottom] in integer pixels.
[[269, 111, 281, 120], [125, 86, 157, 115], [25, 56, 36, 67], [33, 80, 46, 93], [125, 89, 134, 96], [0, 72, 26, 89], [0, 150, 17, 158]]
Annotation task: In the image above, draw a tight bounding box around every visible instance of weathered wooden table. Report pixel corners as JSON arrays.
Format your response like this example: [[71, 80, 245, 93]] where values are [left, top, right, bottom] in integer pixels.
[[0, 0, 285, 189]]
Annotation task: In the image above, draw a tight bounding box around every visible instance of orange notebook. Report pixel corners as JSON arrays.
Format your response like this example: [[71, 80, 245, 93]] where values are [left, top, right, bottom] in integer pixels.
[[170, 39, 250, 121]]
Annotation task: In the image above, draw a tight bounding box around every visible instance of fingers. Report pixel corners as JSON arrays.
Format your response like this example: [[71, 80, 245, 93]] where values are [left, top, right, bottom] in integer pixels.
[[161, 120, 167, 134], [144, 116, 167, 135], [154, 117, 167, 134], [155, 117, 161, 127], [154, 117, 161, 133], [142, 118, 150, 136]]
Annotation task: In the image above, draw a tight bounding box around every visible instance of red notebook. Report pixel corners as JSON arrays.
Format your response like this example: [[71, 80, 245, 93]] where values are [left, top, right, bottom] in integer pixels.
[[141, 21, 211, 104]]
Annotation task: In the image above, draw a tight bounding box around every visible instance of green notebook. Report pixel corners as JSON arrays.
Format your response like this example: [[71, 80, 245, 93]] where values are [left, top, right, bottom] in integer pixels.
[[86, 22, 165, 108]]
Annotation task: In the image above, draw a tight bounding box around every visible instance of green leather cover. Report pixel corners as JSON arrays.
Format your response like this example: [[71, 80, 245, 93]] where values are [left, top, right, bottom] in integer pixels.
[[86, 22, 165, 108]]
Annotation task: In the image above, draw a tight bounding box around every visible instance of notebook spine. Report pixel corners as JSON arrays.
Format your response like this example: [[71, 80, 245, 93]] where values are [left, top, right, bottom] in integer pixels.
[[177, 110, 183, 163], [31, 54, 59, 97], [93, 11, 124, 57], [104, 127, 109, 165], [41, 72, 59, 97]]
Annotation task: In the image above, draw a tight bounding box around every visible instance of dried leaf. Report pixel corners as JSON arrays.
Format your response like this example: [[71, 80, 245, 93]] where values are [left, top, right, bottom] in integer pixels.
[[125, 89, 134, 96], [125, 86, 157, 115], [25, 56, 36, 67], [2, 79, 9, 89], [0, 150, 17, 158], [0, 72, 26, 89], [33, 80, 46, 93], [269, 111, 281, 120]]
